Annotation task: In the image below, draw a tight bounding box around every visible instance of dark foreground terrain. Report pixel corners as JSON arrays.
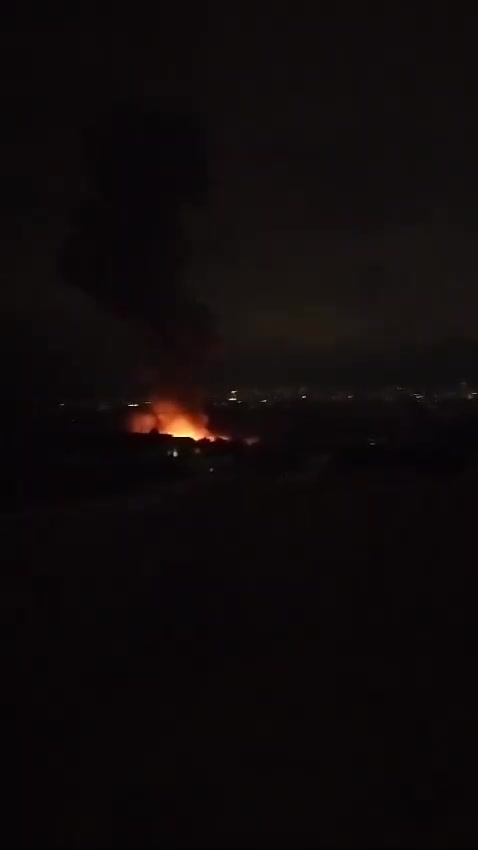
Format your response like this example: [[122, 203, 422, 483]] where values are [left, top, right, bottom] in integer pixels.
[[4, 465, 478, 847]]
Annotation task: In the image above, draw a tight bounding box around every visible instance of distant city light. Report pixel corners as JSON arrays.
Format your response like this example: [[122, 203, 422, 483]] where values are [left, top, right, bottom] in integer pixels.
[[301, 394, 307, 399], [347, 394, 354, 400], [230, 390, 237, 395], [260, 399, 268, 403], [209, 467, 214, 473], [127, 403, 140, 408], [228, 397, 238, 402], [168, 449, 179, 458]]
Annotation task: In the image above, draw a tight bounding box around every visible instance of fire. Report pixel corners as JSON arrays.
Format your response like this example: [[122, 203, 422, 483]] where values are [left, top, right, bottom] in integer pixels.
[[129, 399, 219, 441]]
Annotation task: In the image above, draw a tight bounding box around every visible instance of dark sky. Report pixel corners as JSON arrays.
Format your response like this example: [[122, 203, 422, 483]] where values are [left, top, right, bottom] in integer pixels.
[[2, 5, 478, 397]]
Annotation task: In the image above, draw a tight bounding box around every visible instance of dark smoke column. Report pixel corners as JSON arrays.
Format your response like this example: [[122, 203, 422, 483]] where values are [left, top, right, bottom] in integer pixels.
[[61, 100, 217, 401]]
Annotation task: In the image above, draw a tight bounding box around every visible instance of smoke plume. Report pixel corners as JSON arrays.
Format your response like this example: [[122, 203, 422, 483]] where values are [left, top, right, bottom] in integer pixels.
[[61, 99, 217, 403]]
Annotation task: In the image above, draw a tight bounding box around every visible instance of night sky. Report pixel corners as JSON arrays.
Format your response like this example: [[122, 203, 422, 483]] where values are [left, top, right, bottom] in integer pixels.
[[2, 6, 478, 399]]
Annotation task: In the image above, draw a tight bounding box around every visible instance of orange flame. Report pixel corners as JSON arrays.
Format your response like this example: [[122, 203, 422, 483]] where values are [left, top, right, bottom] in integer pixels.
[[129, 399, 220, 441]]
